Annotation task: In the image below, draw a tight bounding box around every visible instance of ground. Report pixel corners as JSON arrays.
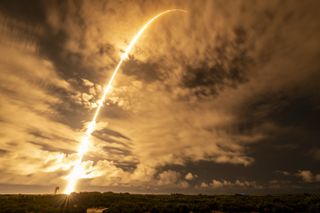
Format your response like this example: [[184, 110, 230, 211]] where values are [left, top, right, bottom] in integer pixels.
[[0, 192, 319, 213]]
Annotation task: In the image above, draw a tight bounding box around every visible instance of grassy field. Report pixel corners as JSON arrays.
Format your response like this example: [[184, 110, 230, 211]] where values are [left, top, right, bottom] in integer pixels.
[[0, 193, 319, 213]]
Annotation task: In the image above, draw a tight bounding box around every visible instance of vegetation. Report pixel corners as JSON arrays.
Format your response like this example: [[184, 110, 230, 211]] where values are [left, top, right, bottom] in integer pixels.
[[0, 192, 319, 213]]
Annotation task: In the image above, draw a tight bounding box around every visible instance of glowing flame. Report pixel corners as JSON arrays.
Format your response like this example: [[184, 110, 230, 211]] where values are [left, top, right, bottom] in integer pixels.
[[64, 9, 187, 194]]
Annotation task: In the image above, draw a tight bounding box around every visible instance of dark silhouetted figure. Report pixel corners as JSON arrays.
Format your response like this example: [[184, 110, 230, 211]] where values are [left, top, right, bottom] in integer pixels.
[[54, 186, 60, 194]]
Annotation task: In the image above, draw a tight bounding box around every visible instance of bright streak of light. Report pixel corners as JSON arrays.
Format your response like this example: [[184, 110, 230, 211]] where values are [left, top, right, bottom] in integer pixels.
[[64, 9, 187, 195]]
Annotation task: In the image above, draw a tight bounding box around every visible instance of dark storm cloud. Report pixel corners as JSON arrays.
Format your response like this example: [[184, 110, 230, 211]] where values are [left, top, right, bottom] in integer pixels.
[[99, 103, 131, 119], [95, 128, 131, 141], [102, 146, 132, 157], [0, 0, 46, 25], [182, 59, 249, 98], [0, 149, 8, 156], [122, 56, 163, 83], [242, 92, 320, 131], [29, 141, 73, 155], [92, 128, 132, 154], [181, 25, 250, 97]]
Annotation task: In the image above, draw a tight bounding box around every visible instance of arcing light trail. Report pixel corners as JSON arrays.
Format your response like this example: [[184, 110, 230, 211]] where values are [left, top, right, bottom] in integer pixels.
[[64, 9, 187, 194]]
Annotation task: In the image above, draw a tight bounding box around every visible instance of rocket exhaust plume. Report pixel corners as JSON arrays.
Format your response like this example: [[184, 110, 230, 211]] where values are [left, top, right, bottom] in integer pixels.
[[64, 9, 187, 194]]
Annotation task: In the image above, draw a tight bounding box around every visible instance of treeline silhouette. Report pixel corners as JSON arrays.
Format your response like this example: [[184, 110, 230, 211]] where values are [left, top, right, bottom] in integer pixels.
[[0, 192, 319, 213]]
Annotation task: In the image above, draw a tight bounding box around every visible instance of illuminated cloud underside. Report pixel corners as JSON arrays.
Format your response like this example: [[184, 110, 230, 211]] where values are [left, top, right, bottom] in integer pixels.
[[64, 9, 187, 194], [0, 1, 319, 194]]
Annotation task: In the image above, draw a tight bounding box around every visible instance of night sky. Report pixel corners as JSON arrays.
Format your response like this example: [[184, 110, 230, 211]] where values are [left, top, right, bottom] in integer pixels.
[[0, 0, 319, 194]]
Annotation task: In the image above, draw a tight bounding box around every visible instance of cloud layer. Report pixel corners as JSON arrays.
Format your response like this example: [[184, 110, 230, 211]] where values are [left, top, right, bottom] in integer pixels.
[[0, 0, 319, 193]]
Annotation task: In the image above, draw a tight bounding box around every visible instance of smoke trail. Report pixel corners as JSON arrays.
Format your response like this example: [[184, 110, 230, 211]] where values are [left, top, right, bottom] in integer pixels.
[[64, 9, 187, 194]]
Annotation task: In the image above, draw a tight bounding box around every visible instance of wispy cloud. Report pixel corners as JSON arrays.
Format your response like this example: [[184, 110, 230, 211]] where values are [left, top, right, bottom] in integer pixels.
[[0, 15, 80, 185]]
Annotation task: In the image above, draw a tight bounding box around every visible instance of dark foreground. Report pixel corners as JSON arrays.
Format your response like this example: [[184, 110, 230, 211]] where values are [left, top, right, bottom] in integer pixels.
[[0, 193, 319, 213]]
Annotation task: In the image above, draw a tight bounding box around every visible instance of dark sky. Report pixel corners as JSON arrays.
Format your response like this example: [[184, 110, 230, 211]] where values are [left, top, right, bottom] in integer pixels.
[[0, 0, 319, 194]]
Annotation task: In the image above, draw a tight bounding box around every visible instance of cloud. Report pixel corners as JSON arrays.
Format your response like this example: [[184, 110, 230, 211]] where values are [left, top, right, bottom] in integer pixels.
[[179, 181, 190, 189], [158, 170, 181, 185], [83, 0, 319, 178], [296, 170, 320, 183], [185, 172, 197, 181], [296, 170, 313, 182], [200, 182, 208, 188], [30, 1, 319, 179], [0, 15, 81, 185], [276, 170, 290, 176], [0, 0, 320, 193], [210, 179, 258, 189], [211, 179, 224, 188]]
